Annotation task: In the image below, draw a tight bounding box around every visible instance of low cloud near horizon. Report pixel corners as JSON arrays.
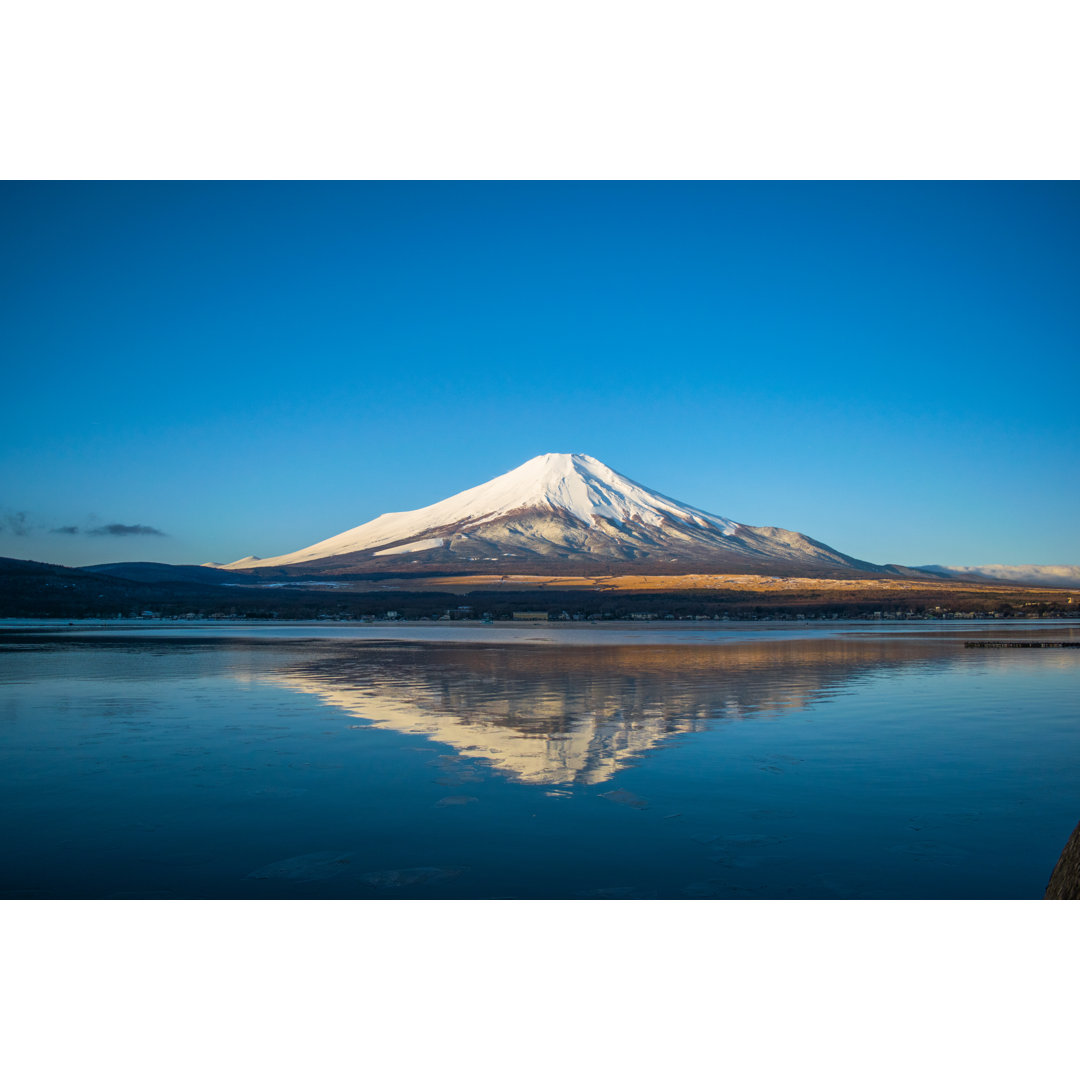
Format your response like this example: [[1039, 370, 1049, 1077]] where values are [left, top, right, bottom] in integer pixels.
[[1, 511, 31, 536], [90, 523, 167, 537], [0, 509, 168, 539], [49, 523, 167, 537]]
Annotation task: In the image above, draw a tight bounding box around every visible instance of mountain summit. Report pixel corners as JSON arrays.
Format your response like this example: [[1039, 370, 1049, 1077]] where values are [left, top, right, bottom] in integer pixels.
[[222, 452, 885, 576]]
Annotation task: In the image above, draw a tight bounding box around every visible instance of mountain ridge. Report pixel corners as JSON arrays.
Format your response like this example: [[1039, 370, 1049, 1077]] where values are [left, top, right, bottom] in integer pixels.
[[219, 453, 891, 578]]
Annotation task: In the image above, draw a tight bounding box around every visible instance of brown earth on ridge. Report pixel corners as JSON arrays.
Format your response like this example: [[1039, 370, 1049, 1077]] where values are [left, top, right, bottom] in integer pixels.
[[326, 571, 1077, 604]]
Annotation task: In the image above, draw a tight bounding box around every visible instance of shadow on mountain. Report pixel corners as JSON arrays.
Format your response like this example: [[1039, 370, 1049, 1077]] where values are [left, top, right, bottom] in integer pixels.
[[266, 636, 949, 786]]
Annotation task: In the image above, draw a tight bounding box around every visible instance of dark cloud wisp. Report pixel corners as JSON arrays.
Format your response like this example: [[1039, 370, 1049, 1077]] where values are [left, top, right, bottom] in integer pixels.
[[87, 524, 167, 537], [1, 511, 31, 536], [48, 523, 167, 537], [4, 511, 167, 539]]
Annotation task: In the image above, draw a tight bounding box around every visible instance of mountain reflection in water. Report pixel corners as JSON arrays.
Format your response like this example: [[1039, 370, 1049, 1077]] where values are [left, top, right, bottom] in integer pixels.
[[267, 638, 945, 785]]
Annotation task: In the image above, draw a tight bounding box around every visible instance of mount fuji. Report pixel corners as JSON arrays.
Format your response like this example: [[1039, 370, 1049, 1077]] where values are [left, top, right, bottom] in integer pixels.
[[219, 453, 893, 578]]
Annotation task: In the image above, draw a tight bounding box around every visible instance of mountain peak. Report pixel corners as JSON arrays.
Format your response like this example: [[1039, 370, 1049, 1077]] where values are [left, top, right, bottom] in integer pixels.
[[224, 452, 733, 568], [499, 452, 615, 490]]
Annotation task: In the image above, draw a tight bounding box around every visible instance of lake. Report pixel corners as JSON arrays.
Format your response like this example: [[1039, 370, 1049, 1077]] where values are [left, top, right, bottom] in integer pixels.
[[2, 620, 1078, 899]]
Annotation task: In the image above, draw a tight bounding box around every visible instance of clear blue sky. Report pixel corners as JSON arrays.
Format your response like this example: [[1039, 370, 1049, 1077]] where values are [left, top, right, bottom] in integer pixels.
[[2, 182, 1077, 569]]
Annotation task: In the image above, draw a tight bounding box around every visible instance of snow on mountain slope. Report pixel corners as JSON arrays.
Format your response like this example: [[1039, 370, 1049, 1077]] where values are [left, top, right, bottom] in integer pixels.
[[221, 453, 877, 573]]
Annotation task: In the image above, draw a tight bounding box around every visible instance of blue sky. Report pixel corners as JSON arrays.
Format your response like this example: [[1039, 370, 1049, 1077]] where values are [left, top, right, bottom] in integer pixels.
[[2, 181, 1077, 569]]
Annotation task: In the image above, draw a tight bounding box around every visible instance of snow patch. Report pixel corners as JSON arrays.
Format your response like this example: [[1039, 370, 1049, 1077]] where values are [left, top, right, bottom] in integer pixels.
[[373, 538, 447, 557]]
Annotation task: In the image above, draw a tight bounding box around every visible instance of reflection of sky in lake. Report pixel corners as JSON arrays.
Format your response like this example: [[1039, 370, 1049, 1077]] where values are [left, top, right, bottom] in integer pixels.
[[1, 625, 1078, 899]]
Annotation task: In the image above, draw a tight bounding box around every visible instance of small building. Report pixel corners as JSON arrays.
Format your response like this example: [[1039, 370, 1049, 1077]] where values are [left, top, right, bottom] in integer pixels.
[[512, 611, 549, 621]]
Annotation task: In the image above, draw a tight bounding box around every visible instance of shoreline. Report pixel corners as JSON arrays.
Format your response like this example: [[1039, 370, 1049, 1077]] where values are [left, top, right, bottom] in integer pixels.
[[2, 616, 1077, 648]]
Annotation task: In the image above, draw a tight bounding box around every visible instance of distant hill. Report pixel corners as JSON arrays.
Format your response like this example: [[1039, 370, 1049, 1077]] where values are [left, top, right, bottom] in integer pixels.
[[0, 556, 171, 616], [0, 556, 309, 618], [82, 562, 251, 585]]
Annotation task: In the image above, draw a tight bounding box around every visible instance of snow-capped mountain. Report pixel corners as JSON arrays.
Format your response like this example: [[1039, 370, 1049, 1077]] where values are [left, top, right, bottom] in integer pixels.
[[220, 453, 886, 576]]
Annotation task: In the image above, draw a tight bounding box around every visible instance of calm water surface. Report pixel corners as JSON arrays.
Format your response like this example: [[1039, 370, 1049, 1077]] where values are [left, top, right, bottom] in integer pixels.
[[2, 621, 1078, 899]]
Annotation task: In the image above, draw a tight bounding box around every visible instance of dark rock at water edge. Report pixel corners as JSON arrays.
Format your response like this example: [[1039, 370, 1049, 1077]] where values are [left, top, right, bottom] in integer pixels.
[[1044, 821, 1080, 899]]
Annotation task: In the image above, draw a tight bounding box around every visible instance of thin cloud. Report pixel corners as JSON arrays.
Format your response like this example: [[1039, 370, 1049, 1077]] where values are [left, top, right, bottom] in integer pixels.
[[1, 511, 31, 536], [2, 513, 168, 538], [86, 523, 167, 537]]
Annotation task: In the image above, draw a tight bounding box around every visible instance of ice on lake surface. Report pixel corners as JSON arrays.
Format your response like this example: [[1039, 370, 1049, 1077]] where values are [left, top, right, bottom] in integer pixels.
[[1, 620, 1078, 899]]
